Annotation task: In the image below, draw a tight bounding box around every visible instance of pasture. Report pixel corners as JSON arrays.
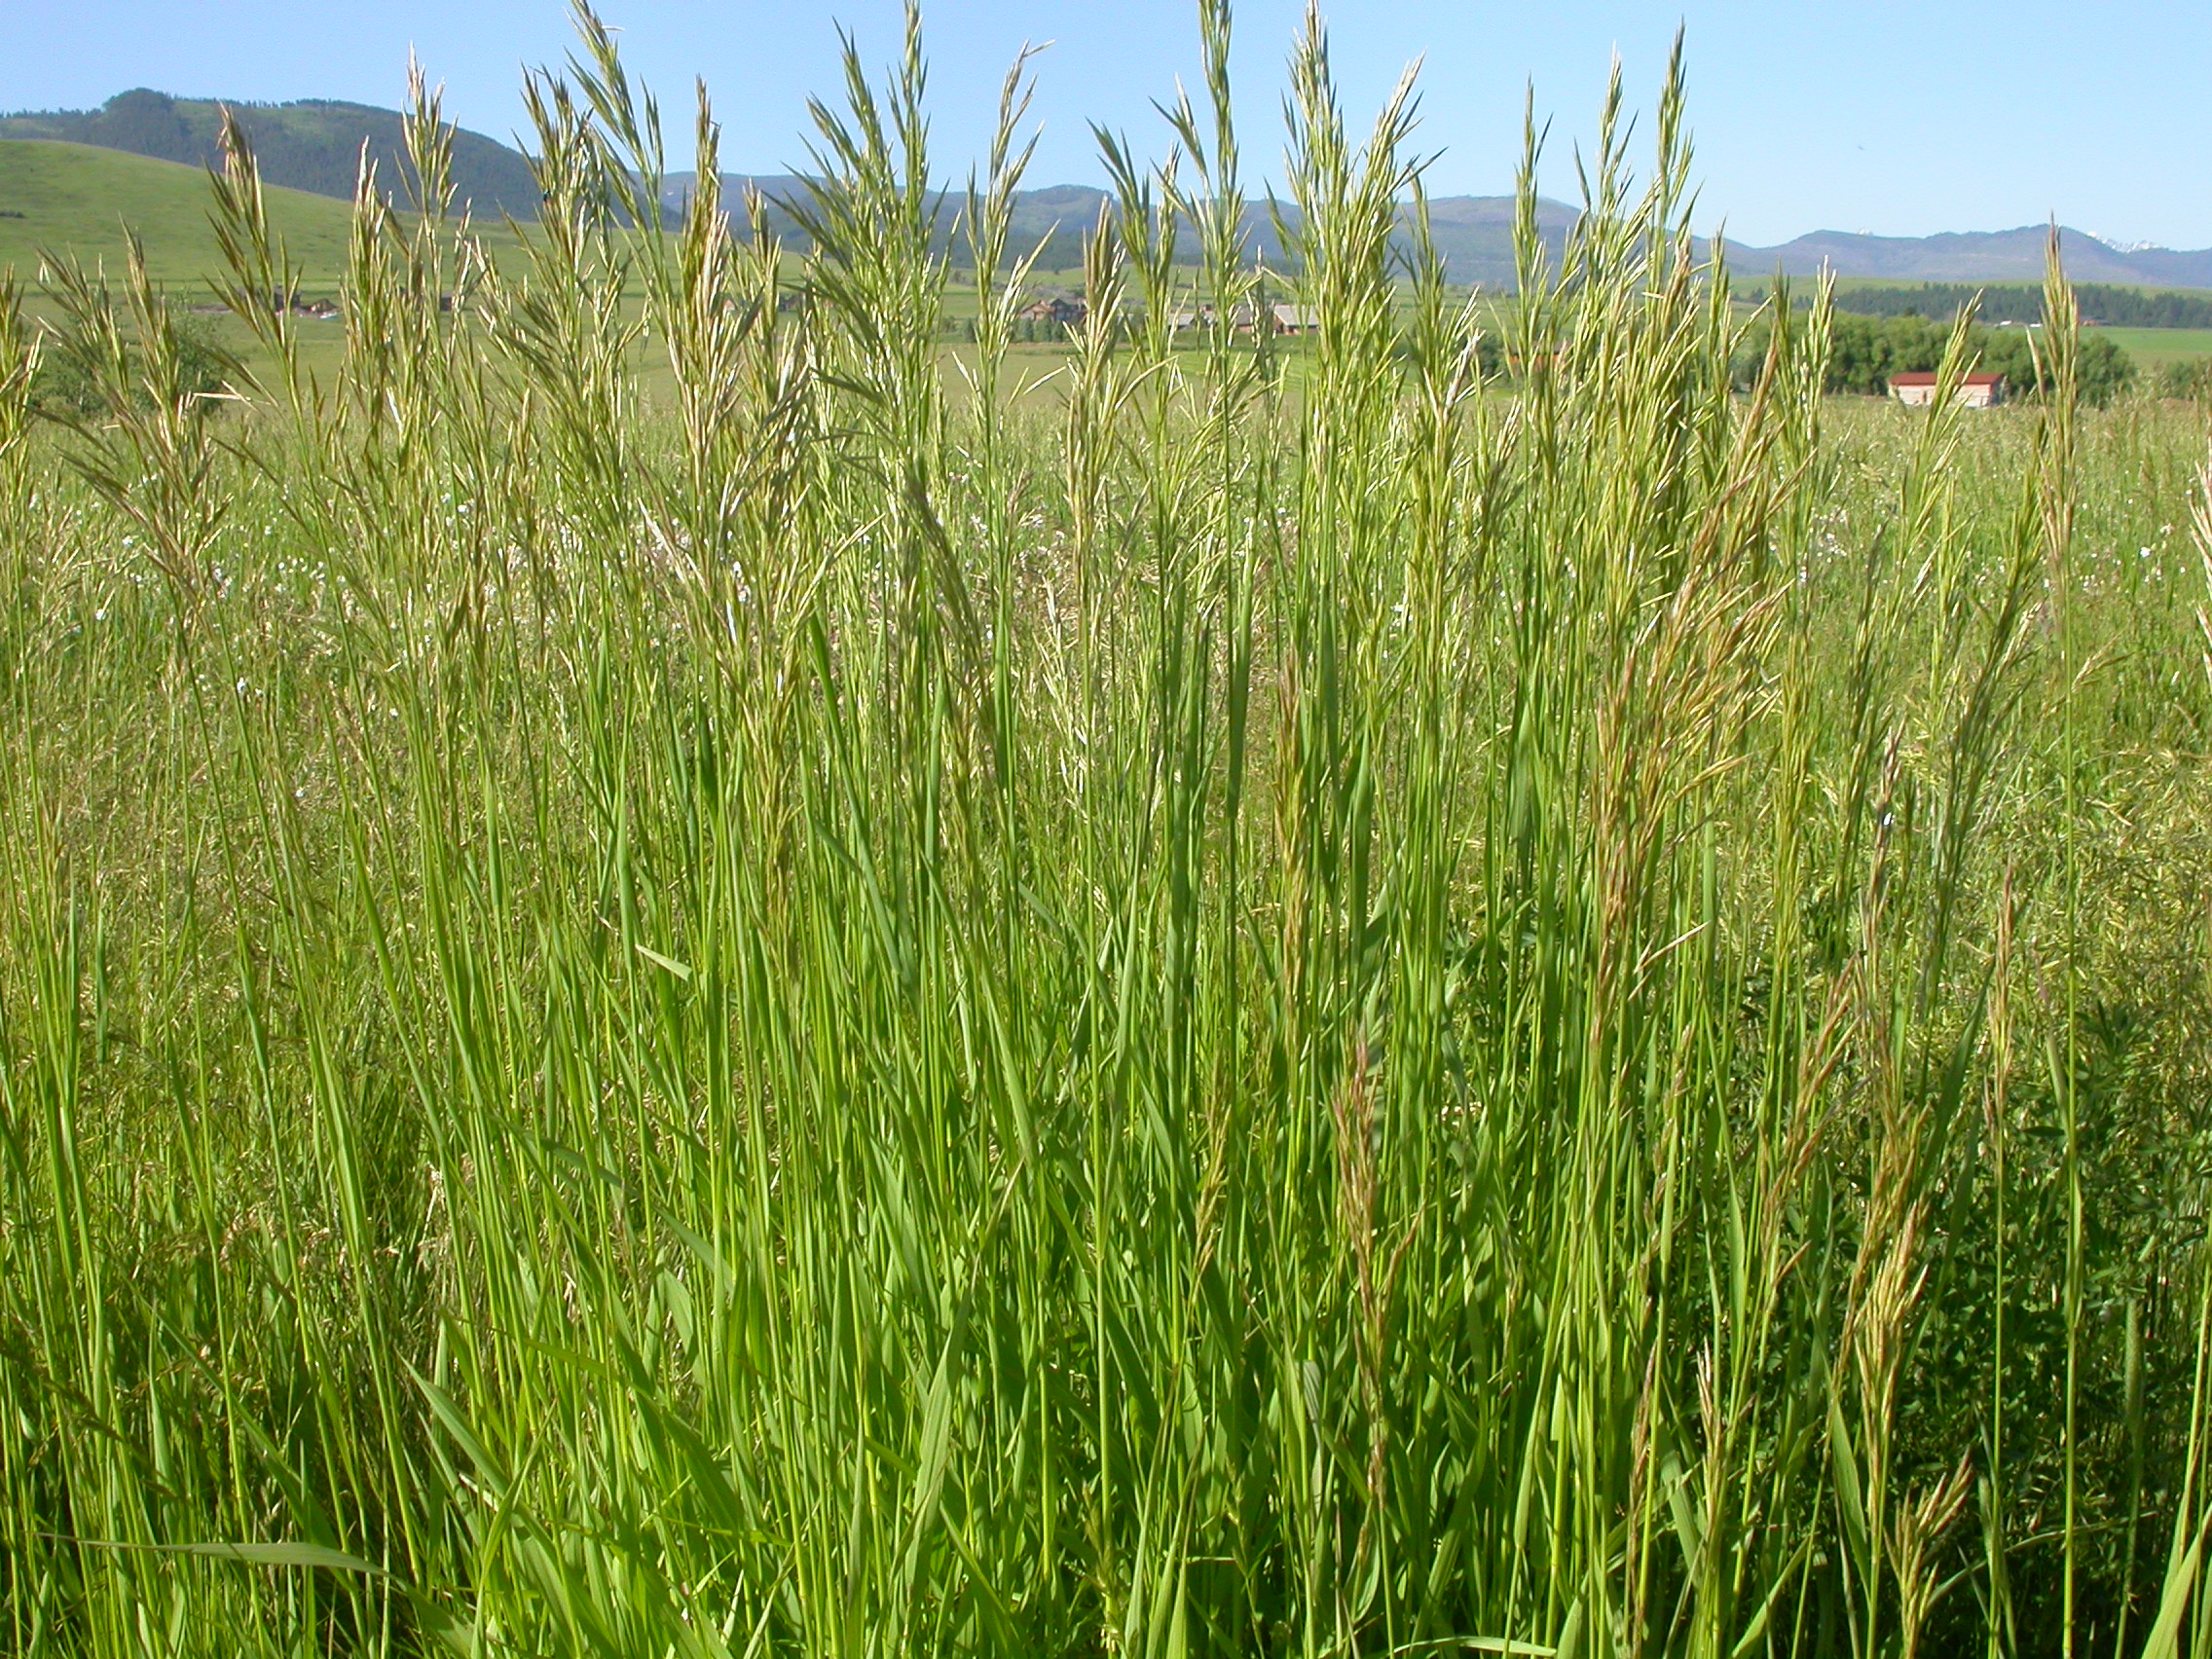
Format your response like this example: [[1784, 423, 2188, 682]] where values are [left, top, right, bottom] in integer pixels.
[[2099, 325, 2212, 369]]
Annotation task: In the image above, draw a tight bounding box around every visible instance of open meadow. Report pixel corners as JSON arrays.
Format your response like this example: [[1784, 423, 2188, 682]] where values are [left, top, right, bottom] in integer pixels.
[[0, 140, 358, 293], [8, 9, 2212, 1657], [2101, 328, 2212, 371]]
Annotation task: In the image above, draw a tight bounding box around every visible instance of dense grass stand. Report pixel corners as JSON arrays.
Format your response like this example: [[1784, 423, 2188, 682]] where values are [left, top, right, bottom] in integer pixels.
[[5, 7, 2212, 1655]]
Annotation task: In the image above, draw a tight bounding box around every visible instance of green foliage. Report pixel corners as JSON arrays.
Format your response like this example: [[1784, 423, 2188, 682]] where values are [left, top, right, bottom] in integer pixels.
[[1735, 306, 2137, 403], [28, 300, 227, 415], [5, 11, 2212, 1659], [1978, 322, 2134, 404], [0, 87, 542, 216], [2156, 356, 2212, 399], [1757, 280, 2212, 331]]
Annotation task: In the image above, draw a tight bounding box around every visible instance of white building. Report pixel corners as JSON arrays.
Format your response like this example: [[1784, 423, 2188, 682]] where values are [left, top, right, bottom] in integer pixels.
[[1890, 371, 2005, 409]]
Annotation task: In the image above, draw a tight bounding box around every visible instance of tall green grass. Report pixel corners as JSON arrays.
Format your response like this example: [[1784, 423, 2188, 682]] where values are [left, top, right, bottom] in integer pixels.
[[5, 7, 2212, 1654]]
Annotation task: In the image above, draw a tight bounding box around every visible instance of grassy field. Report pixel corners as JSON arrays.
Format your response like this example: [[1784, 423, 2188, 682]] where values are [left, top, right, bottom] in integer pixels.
[[2099, 325, 2212, 368], [0, 139, 359, 289], [8, 12, 2212, 1659]]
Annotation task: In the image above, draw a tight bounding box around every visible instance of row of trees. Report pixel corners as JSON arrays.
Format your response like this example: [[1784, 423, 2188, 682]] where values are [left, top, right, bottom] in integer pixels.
[[1743, 279, 2212, 330], [1732, 309, 2137, 403]]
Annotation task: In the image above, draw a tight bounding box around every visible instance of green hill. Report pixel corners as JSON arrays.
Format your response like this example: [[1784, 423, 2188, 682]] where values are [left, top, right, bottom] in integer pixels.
[[0, 139, 358, 288], [0, 89, 539, 219]]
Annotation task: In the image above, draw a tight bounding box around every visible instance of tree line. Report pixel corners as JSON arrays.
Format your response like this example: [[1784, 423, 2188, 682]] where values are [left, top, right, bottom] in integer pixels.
[[1733, 309, 2136, 403], [1740, 278, 2212, 330]]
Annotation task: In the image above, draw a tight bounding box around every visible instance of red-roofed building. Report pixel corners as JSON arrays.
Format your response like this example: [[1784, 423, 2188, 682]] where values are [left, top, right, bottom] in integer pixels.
[[1890, 371, 2006, 409]]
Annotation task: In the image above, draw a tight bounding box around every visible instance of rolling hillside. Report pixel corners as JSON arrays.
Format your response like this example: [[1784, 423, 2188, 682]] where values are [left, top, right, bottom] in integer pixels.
[[8, 113, 2211, 297], [0, 89, 539, 219], [0, 138, 357, 287], [15, 89, 2208, 289]]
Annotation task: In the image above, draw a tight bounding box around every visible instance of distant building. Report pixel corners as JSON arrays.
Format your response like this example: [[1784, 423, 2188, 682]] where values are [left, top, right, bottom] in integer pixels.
[[1017, 295, 1087, 327], [1166, 301, 1319, 336], [1890, 371, 2005, 409], [1165, 303, 1240, 333]]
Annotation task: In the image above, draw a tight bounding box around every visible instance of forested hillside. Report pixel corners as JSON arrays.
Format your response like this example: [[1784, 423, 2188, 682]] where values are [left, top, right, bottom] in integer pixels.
[[0, 89, 539, 217]]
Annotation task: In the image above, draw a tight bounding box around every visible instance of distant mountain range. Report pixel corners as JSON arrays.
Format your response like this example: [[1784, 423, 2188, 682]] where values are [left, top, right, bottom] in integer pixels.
[[10, 92, 2212, 290], [1730, 226, 2212, 288], [668, 176, 1584, 287], [675, 176, 2212, 291], [0, 89, 540, 219]]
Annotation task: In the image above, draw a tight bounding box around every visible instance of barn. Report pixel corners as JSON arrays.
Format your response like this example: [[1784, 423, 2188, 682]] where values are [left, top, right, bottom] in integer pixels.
[[1889, 371, 2005, 408]]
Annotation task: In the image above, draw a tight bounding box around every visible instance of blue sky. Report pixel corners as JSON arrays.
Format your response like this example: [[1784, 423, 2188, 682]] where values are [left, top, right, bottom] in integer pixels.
[[5, 1, 2208, 249]]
